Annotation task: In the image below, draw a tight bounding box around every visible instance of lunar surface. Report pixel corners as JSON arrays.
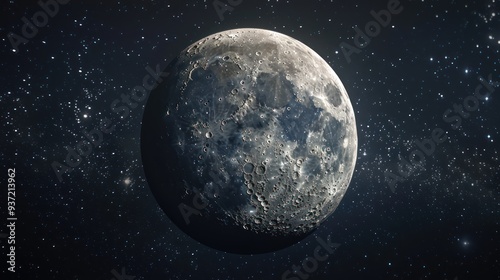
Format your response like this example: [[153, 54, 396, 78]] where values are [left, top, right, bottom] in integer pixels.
[[141, 28, 357, 254]]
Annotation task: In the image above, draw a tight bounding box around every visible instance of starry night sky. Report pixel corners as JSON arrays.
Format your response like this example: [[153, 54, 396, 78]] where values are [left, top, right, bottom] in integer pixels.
[[1, 0, 499, 279]]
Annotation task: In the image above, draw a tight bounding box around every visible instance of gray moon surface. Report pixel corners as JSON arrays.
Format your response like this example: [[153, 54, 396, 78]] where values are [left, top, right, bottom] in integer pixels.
[[141, 28, 357, 254]]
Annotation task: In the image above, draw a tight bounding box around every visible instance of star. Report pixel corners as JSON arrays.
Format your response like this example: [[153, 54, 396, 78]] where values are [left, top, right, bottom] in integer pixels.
[[123, 177, 132, 186]]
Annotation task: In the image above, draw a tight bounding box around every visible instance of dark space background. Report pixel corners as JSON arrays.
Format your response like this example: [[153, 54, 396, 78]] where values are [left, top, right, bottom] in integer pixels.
[[1, 0, 498, 279]]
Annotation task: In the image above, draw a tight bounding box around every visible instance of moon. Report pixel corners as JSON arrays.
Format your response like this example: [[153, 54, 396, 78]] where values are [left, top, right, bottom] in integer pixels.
[[141, 28, 357, 254]]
